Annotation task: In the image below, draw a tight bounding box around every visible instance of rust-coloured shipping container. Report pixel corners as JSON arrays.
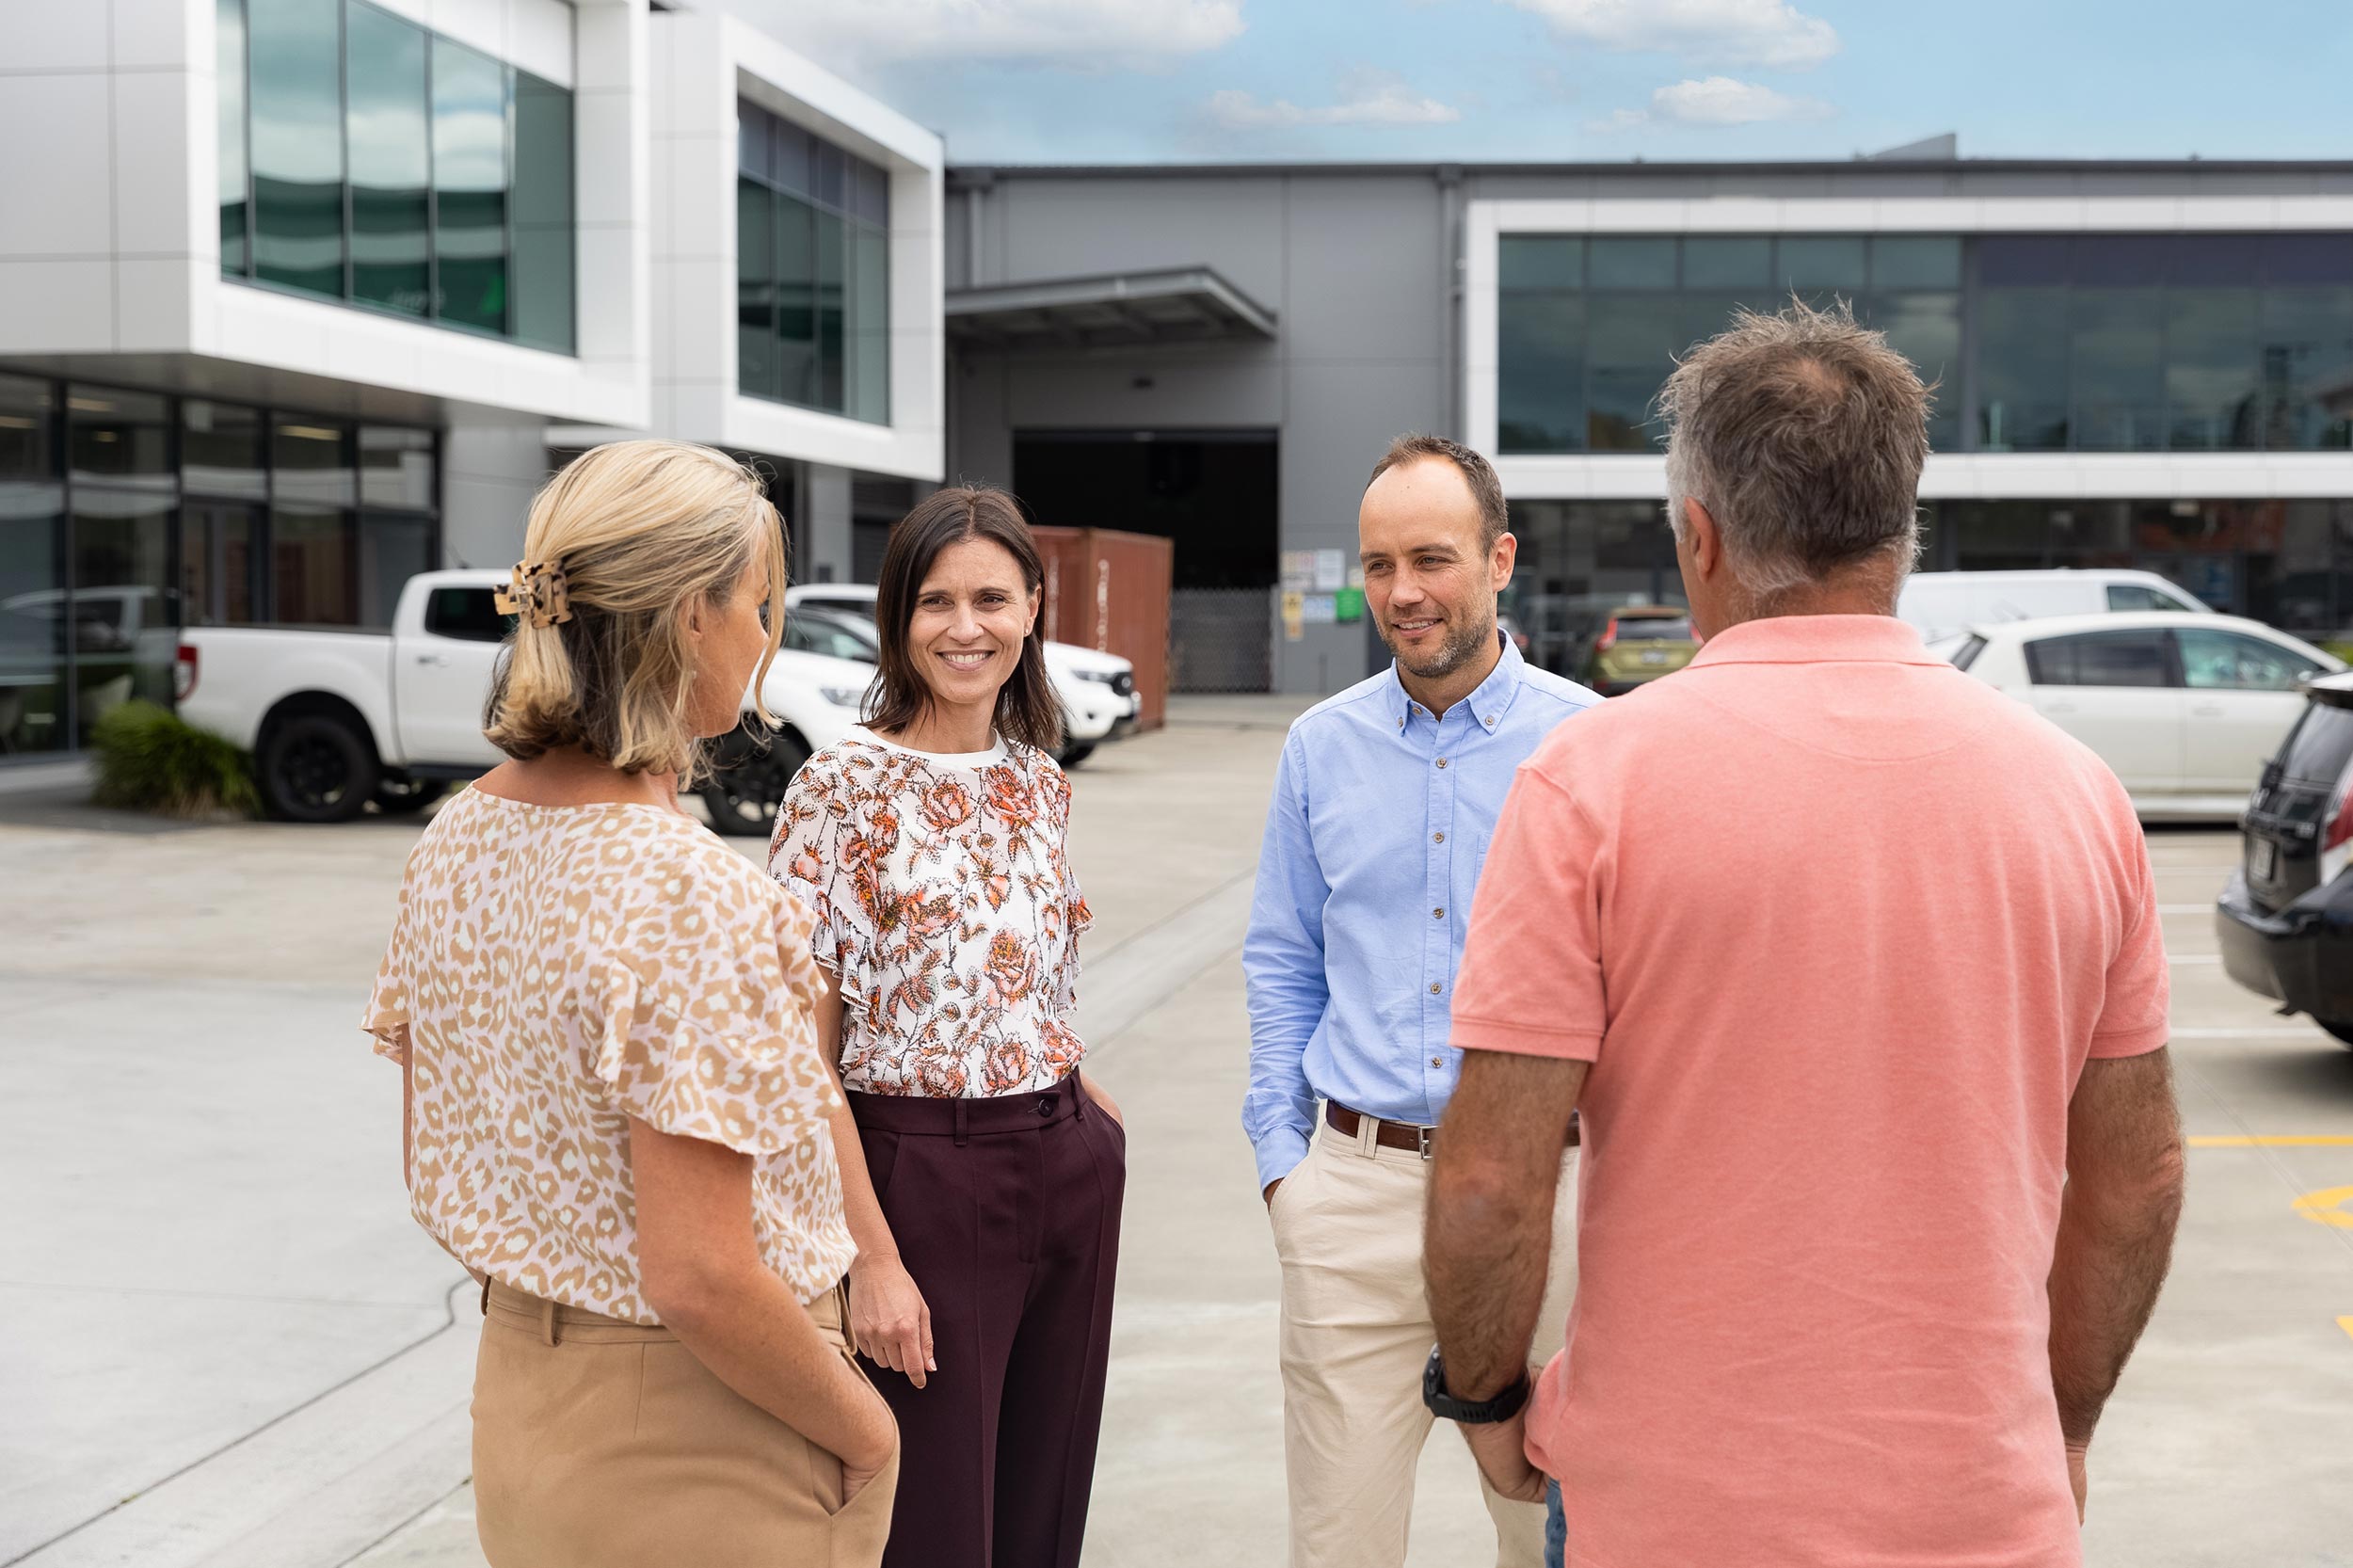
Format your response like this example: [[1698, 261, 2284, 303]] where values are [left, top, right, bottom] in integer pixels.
[[1032, 526, 1173, 732]]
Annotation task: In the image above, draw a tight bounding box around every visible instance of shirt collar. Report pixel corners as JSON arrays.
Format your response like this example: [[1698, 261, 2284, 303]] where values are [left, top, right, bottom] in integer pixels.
[[1385, 632, 1527, 732], [1687, 614, 1946, 669]]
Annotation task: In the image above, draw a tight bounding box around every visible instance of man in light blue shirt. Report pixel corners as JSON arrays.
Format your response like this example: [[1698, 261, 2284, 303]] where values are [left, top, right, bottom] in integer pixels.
[[1244, 434, 1598, 1568]]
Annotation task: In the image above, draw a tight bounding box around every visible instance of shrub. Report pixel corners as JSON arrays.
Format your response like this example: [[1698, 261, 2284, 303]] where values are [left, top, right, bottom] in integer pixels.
[[90, 701, 261, 819]]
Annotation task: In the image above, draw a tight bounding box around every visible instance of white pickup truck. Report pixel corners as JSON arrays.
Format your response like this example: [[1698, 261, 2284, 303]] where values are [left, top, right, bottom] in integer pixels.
[[176, 569, 876, 833]]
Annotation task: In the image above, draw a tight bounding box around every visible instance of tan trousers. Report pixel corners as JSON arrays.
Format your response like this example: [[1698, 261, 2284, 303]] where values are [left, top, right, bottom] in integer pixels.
[[472, 1278, 899, 1568], [1271, 1117, 1578, 1568]]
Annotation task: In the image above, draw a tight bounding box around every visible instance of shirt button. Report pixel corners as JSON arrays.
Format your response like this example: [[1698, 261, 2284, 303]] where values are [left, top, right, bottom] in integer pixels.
[[1431, 1056, 1444, 1067], [1433, 831, 1445, 844], [1435, 758, 1449, 769], [1433, 906, 1445, 919], [1483, 715, 1497, 727], [1429, 982, 1442, 995]]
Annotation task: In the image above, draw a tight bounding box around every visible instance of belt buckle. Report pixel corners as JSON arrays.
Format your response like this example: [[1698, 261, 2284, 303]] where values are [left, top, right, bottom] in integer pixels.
[[1417, 1125, 1433, 1160]]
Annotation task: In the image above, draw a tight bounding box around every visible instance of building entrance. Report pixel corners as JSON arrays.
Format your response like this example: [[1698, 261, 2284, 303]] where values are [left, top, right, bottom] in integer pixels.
[[1012, 431, 1277, 691]]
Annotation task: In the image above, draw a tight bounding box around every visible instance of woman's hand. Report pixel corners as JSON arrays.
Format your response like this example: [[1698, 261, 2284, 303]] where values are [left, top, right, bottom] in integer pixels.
[[836, 1374, 898, 1506], [1080, 1070, 1125, 1129], [849, 1252, 936, 1388]]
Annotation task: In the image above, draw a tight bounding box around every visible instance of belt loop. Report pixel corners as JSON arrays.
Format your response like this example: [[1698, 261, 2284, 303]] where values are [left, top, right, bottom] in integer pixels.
[[953, 1098, 968, 1148], [539, 1294, 559, 1348], [1355, 1112, 1378, 1158]]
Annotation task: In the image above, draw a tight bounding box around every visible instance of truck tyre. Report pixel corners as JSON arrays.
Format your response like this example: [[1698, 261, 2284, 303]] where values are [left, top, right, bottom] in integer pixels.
[[699, 725, 808, 838], [260, 712, 378, 824], [1057, 741, 1096, 769], [373, 777, 447, 815], [2322, 1019, 2353, 1048]]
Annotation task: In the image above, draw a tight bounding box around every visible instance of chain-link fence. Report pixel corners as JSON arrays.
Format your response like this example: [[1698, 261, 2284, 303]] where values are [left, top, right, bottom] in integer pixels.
[[1169, 587, 1273, 693]]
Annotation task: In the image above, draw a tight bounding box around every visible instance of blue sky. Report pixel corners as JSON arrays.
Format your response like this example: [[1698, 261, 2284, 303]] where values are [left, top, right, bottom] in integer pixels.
[[728, 0, 2352, 166]]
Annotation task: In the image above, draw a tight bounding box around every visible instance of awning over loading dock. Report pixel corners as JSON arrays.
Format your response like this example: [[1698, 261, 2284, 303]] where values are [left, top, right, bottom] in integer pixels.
[[946, 266, 1278, 348]]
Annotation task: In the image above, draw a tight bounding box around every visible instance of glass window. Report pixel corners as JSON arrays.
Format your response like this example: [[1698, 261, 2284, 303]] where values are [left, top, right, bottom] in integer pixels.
[[1868, 291, 1962, 449], [511, 69, 575, 353], [851, 226, 889, 424], [773, 120, 811, 198], [1497, 293, 1584, 454], [1778, 236, 1867, 296], [1500, 235, 1580, 291], [218, 0, 249, 275], [424, 584, 512, 642], [183, 400, 267, 498], [359, 426, 435, 509], [68, 388, 174, 494], [1980, 236, 2072, 287], [2178, 628, 2321, 691], [1951, 634, 1987, 672], [0, 379, 66, 753], [1589, 238, 1676, 290], [2166, 289, 2263, 450], [2106, 584, 2173, 611], [852, 159, 888, 228], [273, 416, 355, 506], [248, 0, 344, 296], [1977, 287, 2072, 451], [360, 511, 431, 628], [2072, 288, 2168, 451], [776, 193, 818, 405], [738, 179, 778, 399], [1681, 237, 1771, 290], [71, 490, 177, 743], [2259, 285, 2353, 451], [815, 208, 846, 411], [2025, 629, 2173, 688], [346, 3, 430, 315], [1585, 296, 1681, 450], [181, 501, 263, 626], [432, 35, 509, 334], [1871, 236, 1961, 290], [0, 374, 56, 480], [2073, 235, 2171, 287], [270, 504, 358, 624], [738, 103, 773, 182], [813, 141, 846, 210], [2262, 233, 2353, 287]]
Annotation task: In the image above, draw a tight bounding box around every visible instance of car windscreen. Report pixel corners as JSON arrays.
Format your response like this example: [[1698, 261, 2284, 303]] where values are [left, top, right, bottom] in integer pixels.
[[425, 587, 514, 643], [1611, 617, 1691, 640], [2024, 630, 2172, 688], [1950, 634, 1987, 672], [2278, 701, 2353, 787]]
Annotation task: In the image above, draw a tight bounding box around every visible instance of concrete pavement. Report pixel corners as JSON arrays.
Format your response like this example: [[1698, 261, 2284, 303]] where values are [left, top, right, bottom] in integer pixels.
[[5, 701, 2353, 1565]]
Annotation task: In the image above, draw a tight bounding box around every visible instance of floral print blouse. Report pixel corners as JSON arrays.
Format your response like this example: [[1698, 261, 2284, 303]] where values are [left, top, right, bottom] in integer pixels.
[[770, 728, 1093, 1097], [364, 788, 856, 1320]]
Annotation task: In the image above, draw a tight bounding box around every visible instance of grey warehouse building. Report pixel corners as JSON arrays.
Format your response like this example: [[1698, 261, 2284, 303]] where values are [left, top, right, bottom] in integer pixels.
[[942, 154, 2353, 694]]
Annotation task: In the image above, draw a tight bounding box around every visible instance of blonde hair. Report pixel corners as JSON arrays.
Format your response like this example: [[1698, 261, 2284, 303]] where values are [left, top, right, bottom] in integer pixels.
[[484, 440, 787, 779]]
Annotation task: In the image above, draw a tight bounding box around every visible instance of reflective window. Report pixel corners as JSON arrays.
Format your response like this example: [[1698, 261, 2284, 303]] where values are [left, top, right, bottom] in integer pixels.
[[2025, 630, 2173, 688], [271, 504, 358, 624], [68, 388, 174, 495], [359, 426, 435, 509], [70, 490, 178, 744], [737, 101, 890, 422], [511, 70, 575, 353], [2178, 628, 2321, 691], [360, 512, 432, 628], [424, 585, 512, 642], [0, 376, 65, 754], [248, 0, 343, 296], [0, 375, 56, 481], [346, 3, 430, 315], [433, 37, 508, 334], [218, 0, 249, 274], [1496, 502, 1682, 675], [182, 502, 264, 626], [273, 417, 355, 506], [184, 400, 268, 499]]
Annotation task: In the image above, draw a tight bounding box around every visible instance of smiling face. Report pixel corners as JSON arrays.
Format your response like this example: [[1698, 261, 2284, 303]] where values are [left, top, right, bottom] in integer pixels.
[[1359, 456, 1515, 682], [904, 536, 1040, 716]]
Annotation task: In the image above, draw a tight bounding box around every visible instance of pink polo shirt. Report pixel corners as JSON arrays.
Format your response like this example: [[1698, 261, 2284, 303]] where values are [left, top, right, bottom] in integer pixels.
[[1451, 615, 2169, 1568]]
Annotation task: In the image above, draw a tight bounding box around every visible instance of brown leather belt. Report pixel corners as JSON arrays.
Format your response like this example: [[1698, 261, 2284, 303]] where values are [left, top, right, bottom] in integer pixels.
[[1325, 1101, 1579, 1156]]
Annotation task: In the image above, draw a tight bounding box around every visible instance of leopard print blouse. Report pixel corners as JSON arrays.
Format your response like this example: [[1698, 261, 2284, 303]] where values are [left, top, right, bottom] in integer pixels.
[[365, 788, 856, 1320]]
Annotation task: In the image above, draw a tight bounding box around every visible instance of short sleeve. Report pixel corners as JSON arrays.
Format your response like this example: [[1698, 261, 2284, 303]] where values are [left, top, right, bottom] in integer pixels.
[[588, 866, 840, 1156], [1449, 767, 1609, 1063], [362, 887, 413, 1065], [769, 756, 857, 976], [2089, 819, 2170, 1059]]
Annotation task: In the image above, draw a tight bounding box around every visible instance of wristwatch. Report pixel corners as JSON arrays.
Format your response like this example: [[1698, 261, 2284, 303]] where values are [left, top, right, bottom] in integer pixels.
[[1421, 1345, 1530, 1424]]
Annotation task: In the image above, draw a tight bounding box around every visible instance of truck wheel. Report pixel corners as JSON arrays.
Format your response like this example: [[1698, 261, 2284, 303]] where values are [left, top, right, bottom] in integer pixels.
[[1057, 741, 1096, 769], [373, 778, 446, 815], [260, 712, 378, 824], [2322, 1019, 2353, 1048], [699, 726, 808, 838]]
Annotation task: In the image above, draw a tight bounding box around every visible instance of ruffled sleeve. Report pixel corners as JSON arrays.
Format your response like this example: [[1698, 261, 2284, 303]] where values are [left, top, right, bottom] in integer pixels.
[[586, 862, 840, 1157], [1046, 757, 1091, 1014], [769, 753, 859, 978], [362, 885, 413, 1065]]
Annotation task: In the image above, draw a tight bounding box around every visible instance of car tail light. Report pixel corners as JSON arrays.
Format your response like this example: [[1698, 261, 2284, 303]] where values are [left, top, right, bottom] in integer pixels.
[[1595, 618, 1619, 653], [174, 643, 198, 702], [2325, 771, 2353, 855]]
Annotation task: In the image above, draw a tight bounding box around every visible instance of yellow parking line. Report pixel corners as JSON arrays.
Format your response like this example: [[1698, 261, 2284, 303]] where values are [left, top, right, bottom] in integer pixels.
[[2339, 1317, 2353, 1346], [2186, 1136, 2353, 1147]]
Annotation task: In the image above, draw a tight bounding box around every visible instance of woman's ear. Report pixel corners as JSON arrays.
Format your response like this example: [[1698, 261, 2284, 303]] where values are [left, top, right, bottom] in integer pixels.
[[1022, 584, 1041, 638], [681, 593, 708, 643]]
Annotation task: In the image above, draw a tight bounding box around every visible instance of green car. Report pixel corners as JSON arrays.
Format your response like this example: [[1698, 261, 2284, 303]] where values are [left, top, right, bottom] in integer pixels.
[[1581, 606, 1697, 696]]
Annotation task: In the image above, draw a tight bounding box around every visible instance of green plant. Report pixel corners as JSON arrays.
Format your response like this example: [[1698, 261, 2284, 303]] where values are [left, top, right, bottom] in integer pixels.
[[90, 700, 261, 819]]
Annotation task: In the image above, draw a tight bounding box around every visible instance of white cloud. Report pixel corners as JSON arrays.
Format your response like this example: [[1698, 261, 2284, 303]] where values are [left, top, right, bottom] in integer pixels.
[[1205, 78, 1463, 130], [729, 0, 1245, 69], [1507, 0, 1839, 70], [1587, 75, 1832, 131]]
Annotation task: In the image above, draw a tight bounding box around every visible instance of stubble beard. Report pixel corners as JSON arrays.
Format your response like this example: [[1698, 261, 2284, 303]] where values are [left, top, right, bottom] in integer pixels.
[[1385, 607, 1497, 682]]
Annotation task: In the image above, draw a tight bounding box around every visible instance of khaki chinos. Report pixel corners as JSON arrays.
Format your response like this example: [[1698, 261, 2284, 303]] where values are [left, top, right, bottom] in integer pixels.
[[1270, 1112, 1578, 1568]]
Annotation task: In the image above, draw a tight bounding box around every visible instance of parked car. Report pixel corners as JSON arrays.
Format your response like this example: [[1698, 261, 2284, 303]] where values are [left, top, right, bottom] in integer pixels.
[[1898, 568, 2209, 644], [1580, 605, 1698, 696], [1945, 612, 2348, 821], [176, 570, 873, 832], [784, 584, 1139, 766], [2217, 670, 2353, 1046]]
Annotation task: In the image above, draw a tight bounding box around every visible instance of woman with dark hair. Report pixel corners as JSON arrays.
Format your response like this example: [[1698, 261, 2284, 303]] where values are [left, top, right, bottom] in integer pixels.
[[768, 485, 1124, 1568]]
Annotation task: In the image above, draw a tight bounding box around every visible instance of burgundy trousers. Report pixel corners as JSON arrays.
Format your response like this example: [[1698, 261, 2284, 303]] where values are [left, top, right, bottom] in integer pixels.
[[845, 1072, 1126, 1568]]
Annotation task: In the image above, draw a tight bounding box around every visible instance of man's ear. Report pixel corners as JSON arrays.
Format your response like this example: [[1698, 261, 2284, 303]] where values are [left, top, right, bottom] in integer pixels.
[[1490, 530, 1518, 595], [1682, 498, 1724, 583]]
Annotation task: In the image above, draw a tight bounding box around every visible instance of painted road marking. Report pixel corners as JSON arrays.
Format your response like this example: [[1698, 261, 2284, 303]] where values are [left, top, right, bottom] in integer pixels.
[[2292, 1186, 2353, 1228], [2339, 1317, 2353, 1346], [2188, 1135, 2353, 1147]]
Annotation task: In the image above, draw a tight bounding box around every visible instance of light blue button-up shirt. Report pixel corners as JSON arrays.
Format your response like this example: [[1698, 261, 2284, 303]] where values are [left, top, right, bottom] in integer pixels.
[[1241, 638, 1601, 1189]]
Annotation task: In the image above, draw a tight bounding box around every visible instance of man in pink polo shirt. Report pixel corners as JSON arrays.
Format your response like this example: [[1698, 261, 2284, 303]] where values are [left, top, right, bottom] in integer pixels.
[[1420, 302, 2187, 1567]]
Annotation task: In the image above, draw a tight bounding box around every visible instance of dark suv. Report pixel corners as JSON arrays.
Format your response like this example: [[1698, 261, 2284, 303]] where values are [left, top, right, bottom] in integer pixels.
[[2217, 671, 2353, 1046]]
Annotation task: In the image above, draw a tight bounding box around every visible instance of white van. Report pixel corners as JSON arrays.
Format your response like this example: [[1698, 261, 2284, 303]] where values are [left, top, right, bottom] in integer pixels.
[[1897, 568, 2210, 644]]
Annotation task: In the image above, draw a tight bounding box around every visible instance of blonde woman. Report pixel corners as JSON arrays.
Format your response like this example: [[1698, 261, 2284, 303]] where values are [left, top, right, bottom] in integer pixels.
[[362, 441, 897, 1567]]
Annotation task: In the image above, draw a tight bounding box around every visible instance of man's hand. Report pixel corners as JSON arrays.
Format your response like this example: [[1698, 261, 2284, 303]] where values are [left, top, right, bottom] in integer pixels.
[[848, 1253, 935, 1389], [1460, 1408, 1546, 1505], [2066, 1440, 2089, 1524], [1262, 1178, 1282, 1208]]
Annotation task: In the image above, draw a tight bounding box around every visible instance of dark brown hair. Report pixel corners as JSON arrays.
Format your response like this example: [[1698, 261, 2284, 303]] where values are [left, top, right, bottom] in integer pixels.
[[863, 486, 1064, 756], [1366, 433, 1509, 550]]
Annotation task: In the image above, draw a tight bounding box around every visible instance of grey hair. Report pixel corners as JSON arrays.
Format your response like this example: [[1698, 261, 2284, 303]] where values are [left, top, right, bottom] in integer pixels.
[[1657, 299, 1930, 606]]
